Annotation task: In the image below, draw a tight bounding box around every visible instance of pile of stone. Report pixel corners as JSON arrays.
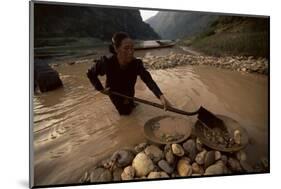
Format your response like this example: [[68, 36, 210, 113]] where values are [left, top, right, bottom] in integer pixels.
[[142, 53, 268, 75], [79, 136, 268, 183]]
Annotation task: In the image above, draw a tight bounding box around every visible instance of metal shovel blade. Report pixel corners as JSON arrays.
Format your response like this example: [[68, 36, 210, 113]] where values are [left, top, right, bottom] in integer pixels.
[[197, 107, 227, 131]]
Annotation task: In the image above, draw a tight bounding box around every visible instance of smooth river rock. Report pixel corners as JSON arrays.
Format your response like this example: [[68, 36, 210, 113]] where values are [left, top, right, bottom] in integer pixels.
[[158, 160, 174, 174], [147, 171, 169, 179], [183, 139, 197, 161], [204, 160, 228, 175], [172, 144, 185, 157], [215, 151, 222, 161], [195, 150, 207, 165], [233, 129, 241, 145], [204, 151, 216, 169], [121, 166, 135, 180], [192, 162, 204, 175], [177, 158, 192, 176], [111, 149, 135, 168], [144, 145, 164, 163], [164, 144, 175, 164], [132, 152, 154, 177]]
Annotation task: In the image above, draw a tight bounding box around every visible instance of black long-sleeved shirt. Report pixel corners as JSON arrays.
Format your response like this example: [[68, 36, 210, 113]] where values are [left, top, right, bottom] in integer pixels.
[[87, 55, 163, 99]]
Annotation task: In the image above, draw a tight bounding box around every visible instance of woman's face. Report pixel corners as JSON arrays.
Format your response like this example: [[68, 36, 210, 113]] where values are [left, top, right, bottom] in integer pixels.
[[115, 38, 134, 64]]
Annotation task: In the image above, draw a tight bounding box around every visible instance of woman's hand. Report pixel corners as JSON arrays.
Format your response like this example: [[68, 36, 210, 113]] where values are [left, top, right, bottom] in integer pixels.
[[159, 94, 172, 111], [100, 87, 111, 95]]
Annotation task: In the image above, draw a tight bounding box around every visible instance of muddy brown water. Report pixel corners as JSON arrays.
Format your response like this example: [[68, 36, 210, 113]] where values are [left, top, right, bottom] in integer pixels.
[[33, 48, 268, 185]]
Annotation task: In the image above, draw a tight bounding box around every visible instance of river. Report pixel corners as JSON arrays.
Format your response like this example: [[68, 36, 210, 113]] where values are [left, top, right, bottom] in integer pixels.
[[32, 47, 268, 185]]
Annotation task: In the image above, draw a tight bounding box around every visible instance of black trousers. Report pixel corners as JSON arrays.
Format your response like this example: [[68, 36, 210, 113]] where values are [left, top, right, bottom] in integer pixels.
[[109, 94, 135, 115]]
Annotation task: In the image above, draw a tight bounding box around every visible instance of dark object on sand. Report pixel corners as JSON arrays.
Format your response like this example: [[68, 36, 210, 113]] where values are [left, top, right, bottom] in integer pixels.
[[34, 60, 63, 92]]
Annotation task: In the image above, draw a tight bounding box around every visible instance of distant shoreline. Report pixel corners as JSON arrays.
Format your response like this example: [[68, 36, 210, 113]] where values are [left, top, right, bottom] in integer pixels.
[[49, 50, 268, 75]]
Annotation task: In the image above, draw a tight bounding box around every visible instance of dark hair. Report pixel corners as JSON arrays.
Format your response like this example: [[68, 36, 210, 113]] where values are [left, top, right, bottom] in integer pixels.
[[109, 32, 130, 54]]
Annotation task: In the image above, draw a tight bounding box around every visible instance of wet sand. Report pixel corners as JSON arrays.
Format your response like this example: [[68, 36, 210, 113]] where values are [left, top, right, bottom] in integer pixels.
[[33, 58, 268, 185]]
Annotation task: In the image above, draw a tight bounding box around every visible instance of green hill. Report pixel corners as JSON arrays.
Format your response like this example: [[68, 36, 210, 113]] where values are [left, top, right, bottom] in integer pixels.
[[187, 16, 269, 58]]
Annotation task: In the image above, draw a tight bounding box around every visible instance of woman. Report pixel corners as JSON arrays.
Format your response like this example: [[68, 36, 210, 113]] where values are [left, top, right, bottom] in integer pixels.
[[87, 32, 171, 115]]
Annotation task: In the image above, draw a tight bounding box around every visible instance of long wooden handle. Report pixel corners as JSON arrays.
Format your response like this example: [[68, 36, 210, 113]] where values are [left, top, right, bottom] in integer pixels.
[[109, 91, 199, 116]]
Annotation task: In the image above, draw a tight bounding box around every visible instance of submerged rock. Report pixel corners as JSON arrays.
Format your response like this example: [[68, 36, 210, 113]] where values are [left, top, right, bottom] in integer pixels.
[[34, 62, 63, 92], [132, 152, 154, 177]]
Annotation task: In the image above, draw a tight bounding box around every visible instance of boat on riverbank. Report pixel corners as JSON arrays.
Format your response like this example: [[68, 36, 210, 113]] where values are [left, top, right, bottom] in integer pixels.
[[134, 40, 176, 50]]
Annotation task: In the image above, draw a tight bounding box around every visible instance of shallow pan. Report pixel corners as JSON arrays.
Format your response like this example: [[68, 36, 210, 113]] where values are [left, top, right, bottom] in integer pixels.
[[194, 115, 249, 152], [144, 115, 193, 145]]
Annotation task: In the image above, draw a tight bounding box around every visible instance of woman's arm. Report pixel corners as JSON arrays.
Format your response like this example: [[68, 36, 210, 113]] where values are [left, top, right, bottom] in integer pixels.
[[137, 59, 172, 110], [86, 56, 107, 91], [159, 94, 172, 111], [137, 59, 163, 98]]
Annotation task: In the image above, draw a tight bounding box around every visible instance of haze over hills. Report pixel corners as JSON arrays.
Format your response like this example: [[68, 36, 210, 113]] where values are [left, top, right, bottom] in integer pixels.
[[146, 11, 218, 39]]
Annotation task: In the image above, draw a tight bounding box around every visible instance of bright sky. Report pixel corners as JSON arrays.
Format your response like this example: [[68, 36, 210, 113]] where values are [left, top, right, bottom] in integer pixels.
[[140, 10, 159, 21]]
